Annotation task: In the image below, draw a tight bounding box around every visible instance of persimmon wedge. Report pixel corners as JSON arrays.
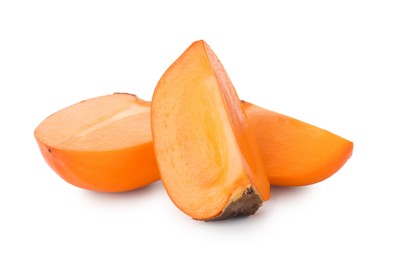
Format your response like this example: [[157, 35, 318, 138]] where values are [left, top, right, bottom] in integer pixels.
[[34, 93, 160, 192], [151, 40, 270, 220], [243, 101, 353, 186]]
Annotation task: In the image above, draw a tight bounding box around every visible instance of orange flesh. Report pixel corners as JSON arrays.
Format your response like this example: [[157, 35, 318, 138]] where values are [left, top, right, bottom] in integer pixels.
[[151, 40, 270, 220], [243, 102, 353, 186], [34, 93, 160, 192], [36, 94, 151, 151]]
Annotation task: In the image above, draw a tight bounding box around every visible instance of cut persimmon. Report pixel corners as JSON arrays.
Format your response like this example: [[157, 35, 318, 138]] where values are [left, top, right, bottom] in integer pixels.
[[34, 93, 160, 192], [243, 101, 353, 186], [151, 40, 270, 220]]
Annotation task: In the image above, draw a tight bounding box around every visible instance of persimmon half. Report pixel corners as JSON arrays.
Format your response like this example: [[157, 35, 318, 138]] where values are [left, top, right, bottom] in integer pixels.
[[151, 40, 270, 220], [243, 101, 353, 186], [34, 93, 160, 192]]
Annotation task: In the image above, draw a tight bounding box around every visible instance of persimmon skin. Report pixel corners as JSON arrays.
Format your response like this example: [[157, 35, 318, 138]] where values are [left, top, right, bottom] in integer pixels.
[[36, 139, 159, 192], [243, 102, 353, 186]]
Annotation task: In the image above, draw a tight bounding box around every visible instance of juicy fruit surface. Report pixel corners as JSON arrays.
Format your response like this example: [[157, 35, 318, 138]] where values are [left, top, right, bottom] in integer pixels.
[[34, 93, 160, 192], [244, 102, 353, 186], [35, 93, 151, 151], [151, 40, 269, 220]]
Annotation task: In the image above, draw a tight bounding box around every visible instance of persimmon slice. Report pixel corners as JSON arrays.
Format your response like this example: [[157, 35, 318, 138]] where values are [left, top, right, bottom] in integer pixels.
[[34, 93, 160, 192], [243, 102, 353, 186], [151, 40, 270, 220]]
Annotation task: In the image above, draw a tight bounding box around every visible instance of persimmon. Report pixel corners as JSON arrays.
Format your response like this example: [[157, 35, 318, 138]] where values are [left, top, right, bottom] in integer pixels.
[[34, 93, 160, 192], [34, 42, 353, 198], [243, 101, 353, 186], [151, 40, 270, 220]]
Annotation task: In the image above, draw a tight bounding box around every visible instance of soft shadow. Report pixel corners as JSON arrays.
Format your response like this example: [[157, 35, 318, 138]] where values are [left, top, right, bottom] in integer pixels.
[[202, 186, 312, 226], [269, 185, 311, 202], [197, 213, 265, 231], [203, 213, 260, 225], [82, 180, 163, 204]]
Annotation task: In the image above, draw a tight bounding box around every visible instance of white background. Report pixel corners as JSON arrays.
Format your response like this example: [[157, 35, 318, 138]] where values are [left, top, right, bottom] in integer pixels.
[[1, 1, 396, 259]]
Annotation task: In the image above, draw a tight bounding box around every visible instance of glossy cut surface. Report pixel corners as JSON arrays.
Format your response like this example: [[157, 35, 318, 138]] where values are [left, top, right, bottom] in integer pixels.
[[34, 93, 160, 192], [151, 40, 269, 220]]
